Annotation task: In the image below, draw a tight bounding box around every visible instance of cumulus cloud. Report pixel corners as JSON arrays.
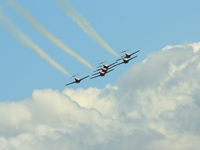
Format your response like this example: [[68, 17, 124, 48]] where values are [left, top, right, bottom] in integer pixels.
[[1, 42, 200, 150]]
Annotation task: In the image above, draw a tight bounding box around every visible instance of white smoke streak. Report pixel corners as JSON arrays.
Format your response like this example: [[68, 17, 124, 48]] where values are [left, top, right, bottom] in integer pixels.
[[55, 0, 120, 58], [0, 9, 71, 76], [6, 0, 94, 70]]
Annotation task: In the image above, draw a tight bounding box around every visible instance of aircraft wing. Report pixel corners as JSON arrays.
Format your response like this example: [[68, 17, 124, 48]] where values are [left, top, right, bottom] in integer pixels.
[[129, 55, 138, 61], [80, 75, 90, 80], [71, 74, 79, 78], [65, 81, 76, 86], [121, 49, 129, 53], [98, 60, 107, 65], [109, 62, 124, 69], [116, 56, 124, 61], [130, 50, 140, 56], [90, 75, 101, 79], [92, 72, 100, 76], [94, 68, 101, 72], [109, 61, 118, 67], [106, 68, 114, 73]]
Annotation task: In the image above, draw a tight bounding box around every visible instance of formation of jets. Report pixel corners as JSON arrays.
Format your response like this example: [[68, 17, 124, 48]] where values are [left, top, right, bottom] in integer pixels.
[[65, 49, 140, 86]]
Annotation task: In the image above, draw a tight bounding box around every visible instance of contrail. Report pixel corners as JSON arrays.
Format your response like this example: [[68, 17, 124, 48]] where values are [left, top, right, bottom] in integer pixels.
[[5, 0, 94, 70], [55, 0, 120, 58], [0, 9, 71, 77]]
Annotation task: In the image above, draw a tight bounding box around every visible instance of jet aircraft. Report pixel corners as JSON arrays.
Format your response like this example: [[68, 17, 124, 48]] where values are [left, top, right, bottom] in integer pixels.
[[94, 67, 108, 73], [95, 61, 117, 72], [65, 74, 89, 86], [117, 49, 140, 61], [90, 68, 114, 79], [110, 56, 138, 69]]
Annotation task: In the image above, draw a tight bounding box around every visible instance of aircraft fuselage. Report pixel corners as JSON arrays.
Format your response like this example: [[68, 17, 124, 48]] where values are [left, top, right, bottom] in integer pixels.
[[75, 78, 81, 83], [125, 53, 131, 58]]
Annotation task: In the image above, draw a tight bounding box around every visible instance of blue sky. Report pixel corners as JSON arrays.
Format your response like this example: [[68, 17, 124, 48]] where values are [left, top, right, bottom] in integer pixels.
[[1, 0, 200, 101]]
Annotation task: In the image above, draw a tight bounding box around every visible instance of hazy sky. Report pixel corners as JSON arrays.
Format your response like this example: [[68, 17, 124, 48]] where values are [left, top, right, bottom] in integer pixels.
[[1, 0, 200, 149]]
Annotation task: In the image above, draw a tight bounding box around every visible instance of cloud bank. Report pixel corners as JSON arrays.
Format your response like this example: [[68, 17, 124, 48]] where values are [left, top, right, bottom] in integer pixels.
[[1, 42, 200, 150]]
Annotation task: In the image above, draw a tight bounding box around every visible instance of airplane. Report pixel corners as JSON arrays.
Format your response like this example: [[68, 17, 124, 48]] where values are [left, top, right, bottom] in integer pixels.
[[94, 67, 108, 73], [117, 49, 140, 61], [110, 56, 138, 69], [90, 68, 114, 79], [65, 74, 89, 86], [95, 61, 118, 72], [92, 67, 112, 76]]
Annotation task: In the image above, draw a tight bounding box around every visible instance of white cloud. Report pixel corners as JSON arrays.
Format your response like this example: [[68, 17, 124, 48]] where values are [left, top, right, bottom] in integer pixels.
[[1, 42, 200, 149]]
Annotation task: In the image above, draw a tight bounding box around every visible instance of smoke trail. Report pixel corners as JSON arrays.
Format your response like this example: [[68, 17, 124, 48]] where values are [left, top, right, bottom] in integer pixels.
[[5, 0, 94, 70], [0, 9, 71, 76], [55, 0, 120, 58]]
